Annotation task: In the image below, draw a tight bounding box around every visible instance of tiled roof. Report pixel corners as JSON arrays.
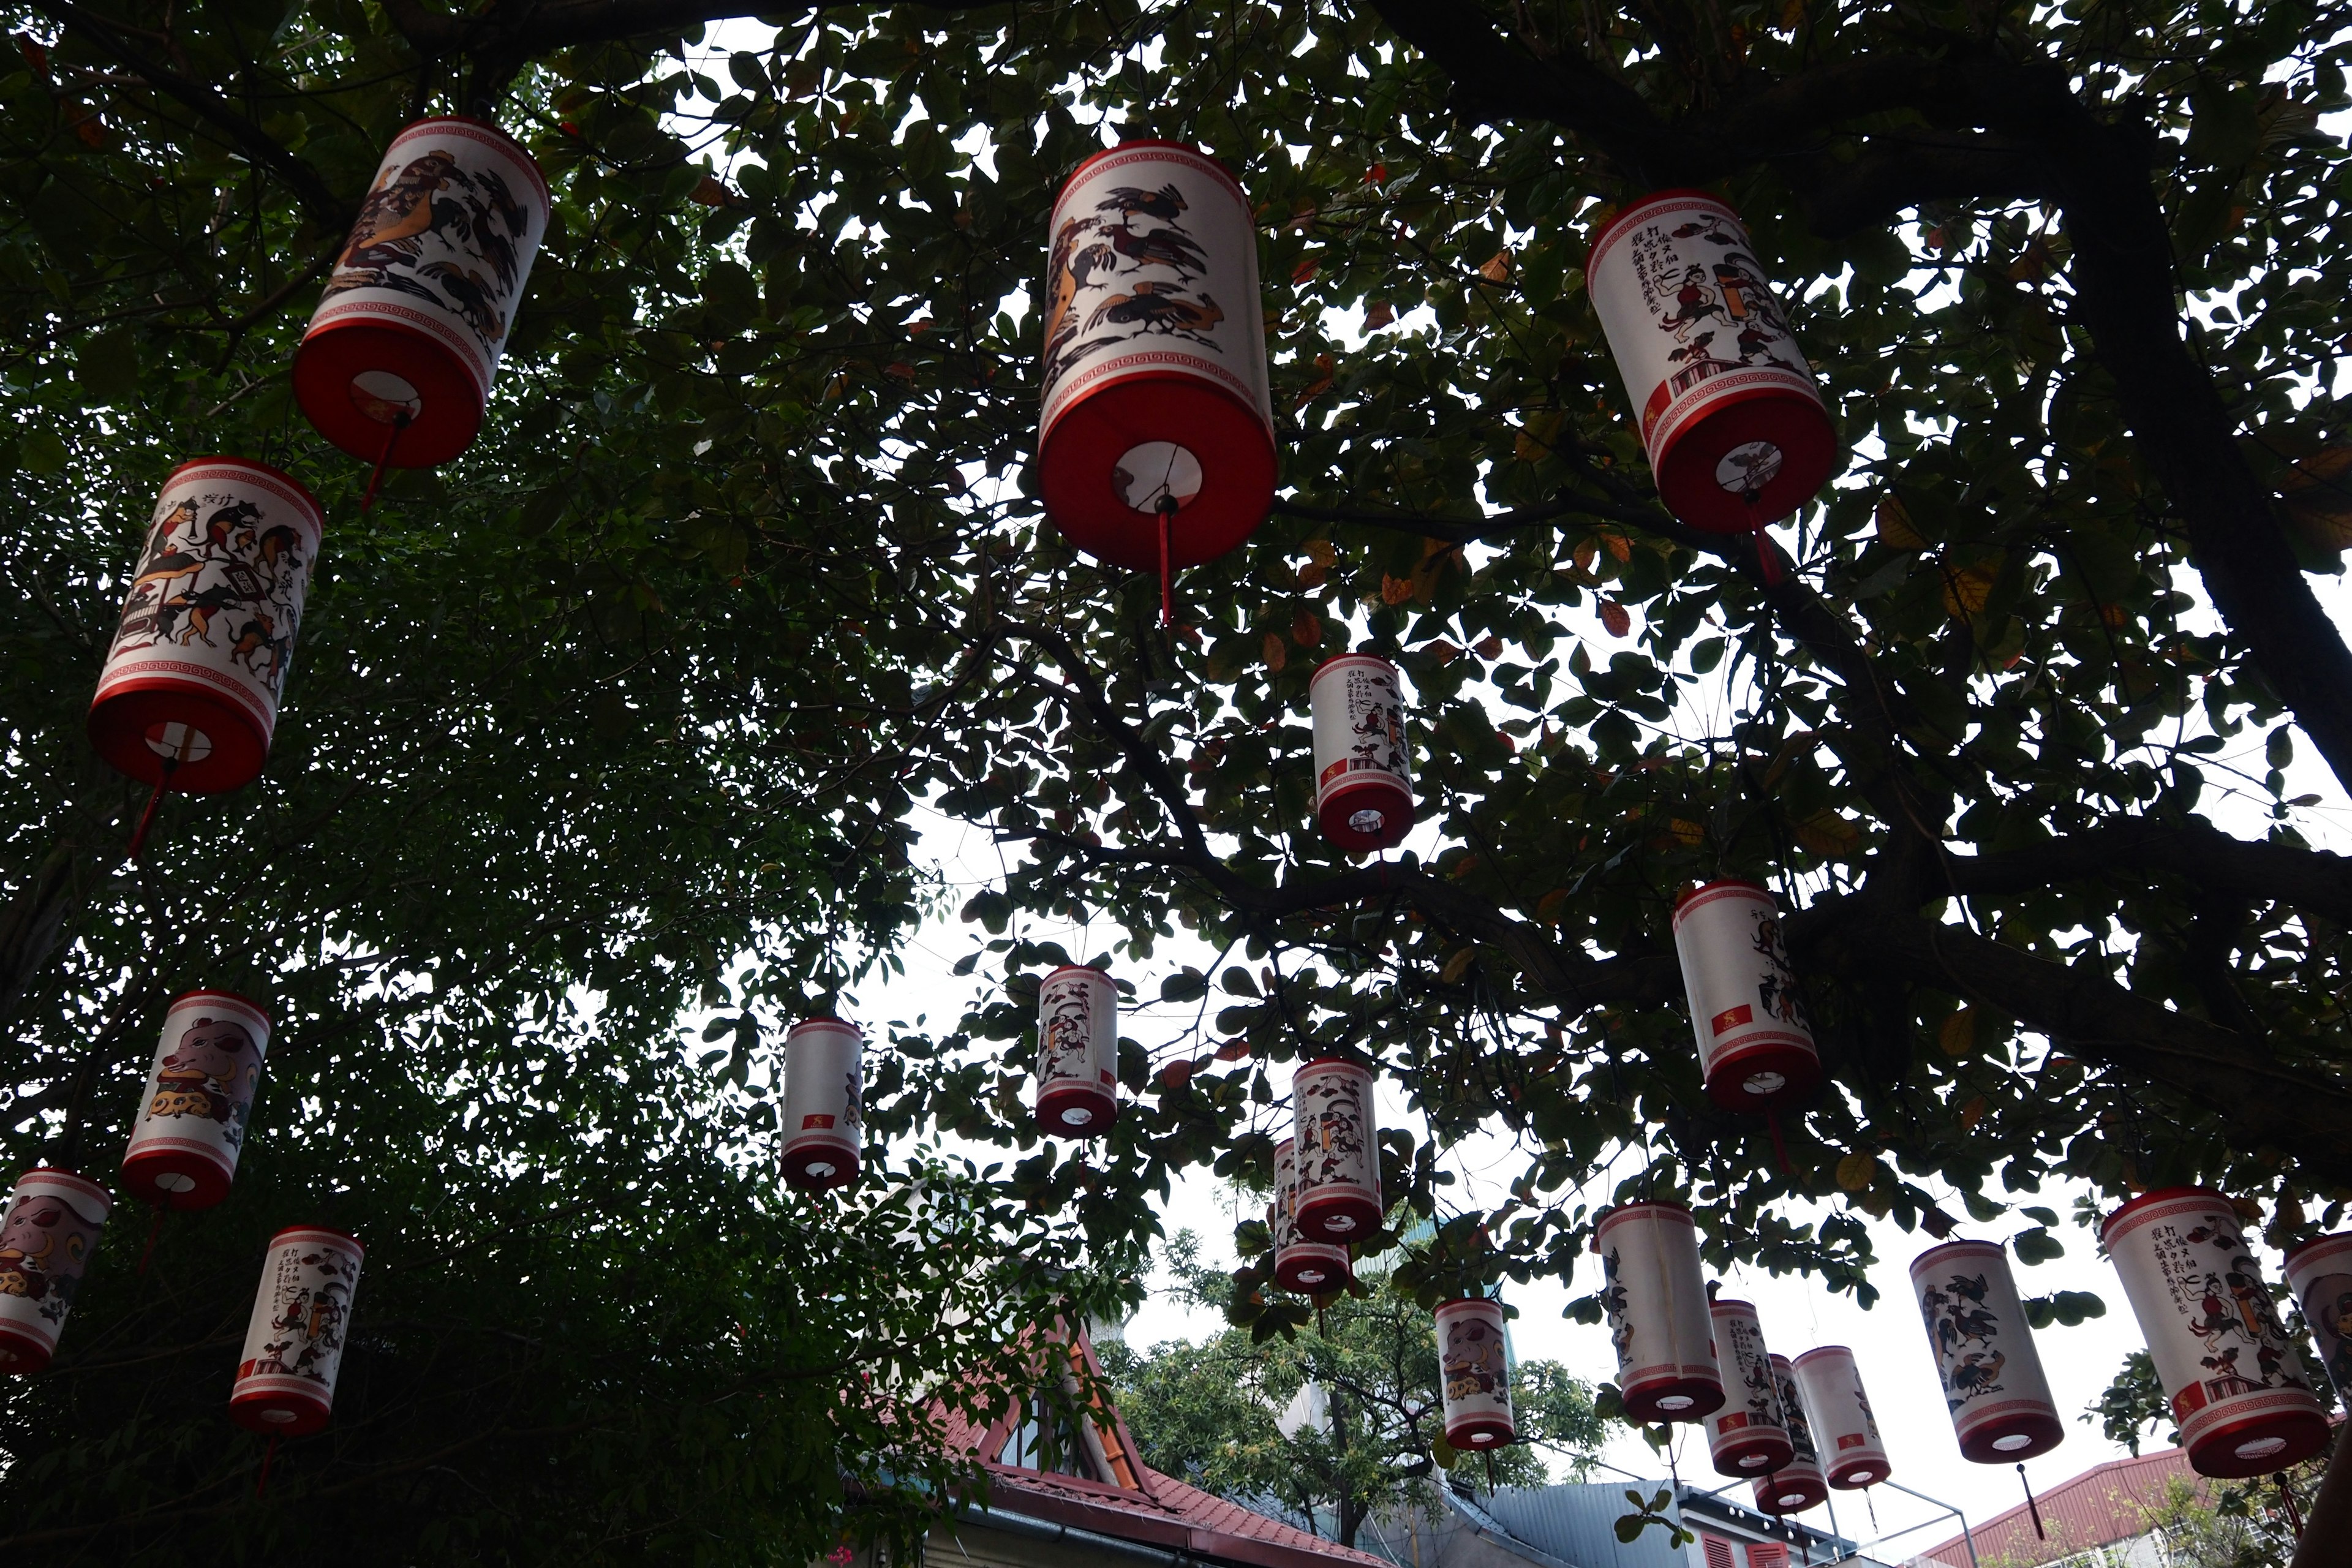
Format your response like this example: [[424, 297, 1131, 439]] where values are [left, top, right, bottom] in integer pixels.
[[931, 1332, 1390, 1568], [1917, 1446, 2204, 1567]]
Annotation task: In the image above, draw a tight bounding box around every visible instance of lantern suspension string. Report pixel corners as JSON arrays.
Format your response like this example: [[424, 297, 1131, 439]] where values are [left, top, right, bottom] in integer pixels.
[[137, 1204, 164, 1278], [1156, 495, 1177, 628], [1765, 1107, 1793, 1179], [2279, 1471, 2305, 1539], [1746, 492, 1782, 588], [2015, 1462, 2045, 1540], [123, 756, 178, 865], [357, 412, 412, 518], [256, 1433, 278, 1499]]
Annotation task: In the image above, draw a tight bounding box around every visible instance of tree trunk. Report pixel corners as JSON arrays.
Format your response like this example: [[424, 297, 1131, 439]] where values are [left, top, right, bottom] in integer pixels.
[[2291, 1431, 2351, 1568]]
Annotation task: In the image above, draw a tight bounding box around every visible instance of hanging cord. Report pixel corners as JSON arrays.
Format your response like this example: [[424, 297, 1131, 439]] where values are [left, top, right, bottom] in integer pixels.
[[1765, 1107, 1794, 1178], [256, 1432, 279, 1498], [136, 1204, 165, 1277], [1746, 492, 1782, 588], [2278, 1470, 2304, 1539], [356, 412, 411, 517], [123, 756, 178, 864], [2016, 1462, 2045, 1539], [1155, 494, 1177, 628]]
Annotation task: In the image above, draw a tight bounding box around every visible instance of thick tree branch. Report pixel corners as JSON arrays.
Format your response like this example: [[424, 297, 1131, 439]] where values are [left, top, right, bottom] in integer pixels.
[[1948, 818, 2352, 925]]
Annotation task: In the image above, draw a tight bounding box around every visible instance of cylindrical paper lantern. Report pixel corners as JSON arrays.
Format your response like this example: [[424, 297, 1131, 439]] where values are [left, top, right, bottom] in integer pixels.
[[294, 117, 549, 467], [1436, 1297, 1515, 1449], [2283, 1232, 2352, 1404], [1672, 880, 1821, 1110], [2103, 1189, 2328, 1477], [230, 1226, 364, 1436], [780, 1017, 862, 1190], [1037, 140, 1275, 572], [1035, 965, 1118, 1134], [1586, 191, 1836, 531], [1310, 654, 1413, 854], [1271, 1137, 1351, 1294], [1292, 1058, 1381, 1242], [1752, 1354, 1828, 1515], [0, 1169, 110, 1373], [88, 458, 323, 794], [1706, 1298, 1793, 1477], [1594, 1201, 1724, 1422], [121, 989, 270, 1210], [1909, 1239, 2065, 1462], [1793, 1344, 1891, 1488]]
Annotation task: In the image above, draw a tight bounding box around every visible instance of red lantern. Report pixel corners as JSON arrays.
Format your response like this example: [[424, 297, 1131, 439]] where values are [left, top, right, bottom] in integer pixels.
[[293, 117, 549, 468], [1271, 1137, 1351, 1293], [1436, 1297, 1515, 1449], [1037, 141, 1275, 585], [2103, 1189, 2328, 1477], [1586, 191, 1836, 533], [1035, 965, 1118, 1134], [1751, 1354, 1828, 1515], [0, 1168, 110, 1373], [780, 1017, 861, 1190], [88, 458, 322, 794], [1310, 654, 1413, 854], [1706, 1298, 1793, 1477], [2283, 1232, 2352, 1403], [1792, 1344, 1891, 1488], [1292, 1058, 1381, 1242], [1671, 880, 1821, 1109], [230, 1226, 363, 1436], [1594, 1200, 1724, 1422], [121, 989, 269, 1210], [1909, 1239, 2064, 1461]]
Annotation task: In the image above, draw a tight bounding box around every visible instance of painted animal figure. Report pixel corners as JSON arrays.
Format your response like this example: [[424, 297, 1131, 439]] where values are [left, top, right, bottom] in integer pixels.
[[145, 500, 200, 557], [334, 151, 462, 277], [131, 544, 209, 598], [1042, 225, 1118, 355], [252, 524, 302, 575], [227, 612, 278, 674], [1948, 1305, 2000, 1346], [168, 582, 247, 647], [1096, 183, 1185, 224], [1085, 281, 1224, 336], [1950, 1351, 2005, 1394], [421, 261, 507, 341], [1106, 222, 1208, 277], [1946, 1273, 1992, 1306], [200, 500, 263, 556]]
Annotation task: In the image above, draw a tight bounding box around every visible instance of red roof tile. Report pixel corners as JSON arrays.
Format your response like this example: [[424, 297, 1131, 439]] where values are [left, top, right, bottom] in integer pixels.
[[1917, 1446, 2204, 1567]]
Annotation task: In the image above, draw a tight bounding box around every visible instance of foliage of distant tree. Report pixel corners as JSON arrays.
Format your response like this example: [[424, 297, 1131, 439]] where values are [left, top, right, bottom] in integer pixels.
[[2133, 1461, 2327, 1568]]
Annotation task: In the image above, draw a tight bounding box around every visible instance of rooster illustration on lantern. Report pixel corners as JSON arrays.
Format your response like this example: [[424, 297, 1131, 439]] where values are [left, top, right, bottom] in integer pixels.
[[110, 491, 307, 699], [1747, 907, 1808, 1031], [1920, 1273, 2009, 1410], [318, 148, 533, 357], [1599, 1245, 1634, 1361], [1042, 181, 1228, 387]]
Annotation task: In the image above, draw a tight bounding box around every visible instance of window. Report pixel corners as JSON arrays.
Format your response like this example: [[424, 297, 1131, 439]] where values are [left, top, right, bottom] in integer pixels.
[[997, 1392, 1101, 1481], [1700, 1536, 1737, 1568], [1746, 1545, 1789, 1568]]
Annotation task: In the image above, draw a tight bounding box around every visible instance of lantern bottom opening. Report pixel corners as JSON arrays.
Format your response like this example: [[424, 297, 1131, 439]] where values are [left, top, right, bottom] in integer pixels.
[[1827, 1462, 1888, 1489], [293, 320, 485, 469], [1653, 384, 1837, 533], [1037, 1084, 1117, 1137], [1295, 1191, 1382, 1243], [1756, 1474, 1828, 1515], [121, 1147, 233, 1210], [2185, 1403, 2330, 1479], [230, 1385, 331, 1437], [1317, 777, 1413, 854], [1956, 1411, 2065, 1464], [1701, 1036, 1822, 1111], [0, 1326, 55, 1376], [1622, 1374, 1726, 1423], [1275, 1245, 1352, 1294], [88, 686, 266, 794], [1445, 1414, 1515, 1449], [1039, 374, 1275, 572], [781, 1140, 859, 1191], [1710, 1434, 1795, 1479]]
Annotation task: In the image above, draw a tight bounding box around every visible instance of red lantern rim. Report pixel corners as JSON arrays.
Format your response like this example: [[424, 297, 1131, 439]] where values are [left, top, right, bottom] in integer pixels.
[[1621, 1374, 1727, 1422], [1708, 1297, 1759, 1318], [1297, 1055, 1371, 1076], [268, 1223, 364, 1255], [1907, 1237, 2005, 1277], [160, 455, 325, 521], [1673, 875, 1771, 911], [1058, 138, 1246, 204], [11, 1167, 111, 1207], [1434, 1297, 1503, 1318], [167, 987, 271, 1024], [1594, 1198, 1696, 1234], [1588, 187, 1741, 270], [787, 1016, 860, 1036], [1041, 963, 1111, 982], [1791, 1344, 1853, 1367], [2282, 1230, 2352, 1270], [1955, 1411, 2065, 1463], [2100, 1185, 2228, 1243], [1828, 1463, 1890, 1489], [391, 114, 550, 205], [2185, 1402, 2331, 1479], [1311, 650, 1398, 679]]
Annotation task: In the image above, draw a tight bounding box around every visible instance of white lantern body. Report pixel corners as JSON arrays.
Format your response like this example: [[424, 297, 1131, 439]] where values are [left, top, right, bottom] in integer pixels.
[[780, 1018, 862, 1190], [294, 116, 549, 467], [2103, 1188, 2328, 1477], [2283, 1232, 2352, 1404], [1594, 1201, 1724, 1422], [1038, 141, 1275, 573], [1035, 966, 1119, 1134], [1436, 1298, 1515, 1449], [1271, 1137, 1350, 1294], [88, 458, 322, 794], [1310, 654, 1413, 853], [1792, 1344, 1890, 1488], [1671, 880, 1820, 1109], [1705, 1298, 1793, 1476], [1751, 1354, 1828, 1515], [1586, 190, 1836, 531], [1909, 1239, 2064, 1462], [0, 1168, 111, 1374], [231, 1226, 363, 1436], [121, 989, 270, 1210], [1292, 1058, 1381, 1241]]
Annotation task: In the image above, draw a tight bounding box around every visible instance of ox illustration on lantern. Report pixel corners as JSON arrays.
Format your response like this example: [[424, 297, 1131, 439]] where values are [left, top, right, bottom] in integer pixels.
[[121, 990, 271, 1210], [1436, 1297, 1515, 1449], [0, 1168, 111, 1373]]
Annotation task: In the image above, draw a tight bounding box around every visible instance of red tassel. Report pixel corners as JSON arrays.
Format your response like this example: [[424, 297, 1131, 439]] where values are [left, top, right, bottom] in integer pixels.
[[1751, 502, 1783, 587], [358, 414, 410, 516], [1157, 500, 1175, 628], [137, 1205, 164, 1277], [1766, 1107, 1793, 1177], [2018, 1461, 2045, 1539], [2279, 1471, 2304, 1537], [257, 1433, 278, 1499]]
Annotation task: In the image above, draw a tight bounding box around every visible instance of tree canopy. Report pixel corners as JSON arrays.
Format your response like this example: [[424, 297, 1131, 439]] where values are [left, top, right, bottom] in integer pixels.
[[4, 0, 2352, 1554]]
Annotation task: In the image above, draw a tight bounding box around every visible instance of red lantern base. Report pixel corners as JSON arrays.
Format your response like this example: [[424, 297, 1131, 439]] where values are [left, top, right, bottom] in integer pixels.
[[780, 1140, 859, 1191], [1956, 1409, 2065, 1463], [1827, 1460, 1888, 1489], [1710, 1431, 1795, 1477], [1037, 1083, 1117, 1136], [120, 1145, 233, 1210], [2185, 1401, 2330, 1479], [1446, 1414, 1515, 1450], [0, 1325, 55, 1375], [1622, 1373, 1726, 1423], [1038, 375, 1275, 573], [1318, 777, 1412, 854], [1652, 384, 1838, 533], [87, 685, 266, 794], [1755, 1471, 1828, 1515], [1295, 1191, 1382, 1243], [230, 1384, 332, 1437], [1702, 1037, 1822, 1110], [293, 320, 484, 469], [1274, 1244, 1351, 1294]]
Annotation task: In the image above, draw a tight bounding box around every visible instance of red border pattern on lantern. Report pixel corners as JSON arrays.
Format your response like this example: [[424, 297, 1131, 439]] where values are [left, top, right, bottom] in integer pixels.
[[1041, 346, 1268, 445]]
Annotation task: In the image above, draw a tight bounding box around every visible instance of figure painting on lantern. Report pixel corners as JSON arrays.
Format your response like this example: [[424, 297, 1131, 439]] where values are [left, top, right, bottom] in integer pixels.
[[251, 1246, 356, 1384], [1443, 1311, 1507, 1401], [1041, 175, 1227, 390], [1040, 984, 1095, 1086], [0, 1189, 99, 1323], [2304, 1269, 2352, 1396], [1920, 1273, 2008, 1411], [144, 1012, 262, 1148], [111, 486, 309, 700], [1747, 907, 1807, 1031], [1598, 1246, 1633, 1361], [1299, 1074, 1366, 1186], [319, 146, 534, 361]]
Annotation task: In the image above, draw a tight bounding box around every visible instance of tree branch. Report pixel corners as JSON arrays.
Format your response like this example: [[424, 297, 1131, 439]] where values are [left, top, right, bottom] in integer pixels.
[[1947, 818, 2352, 925]]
